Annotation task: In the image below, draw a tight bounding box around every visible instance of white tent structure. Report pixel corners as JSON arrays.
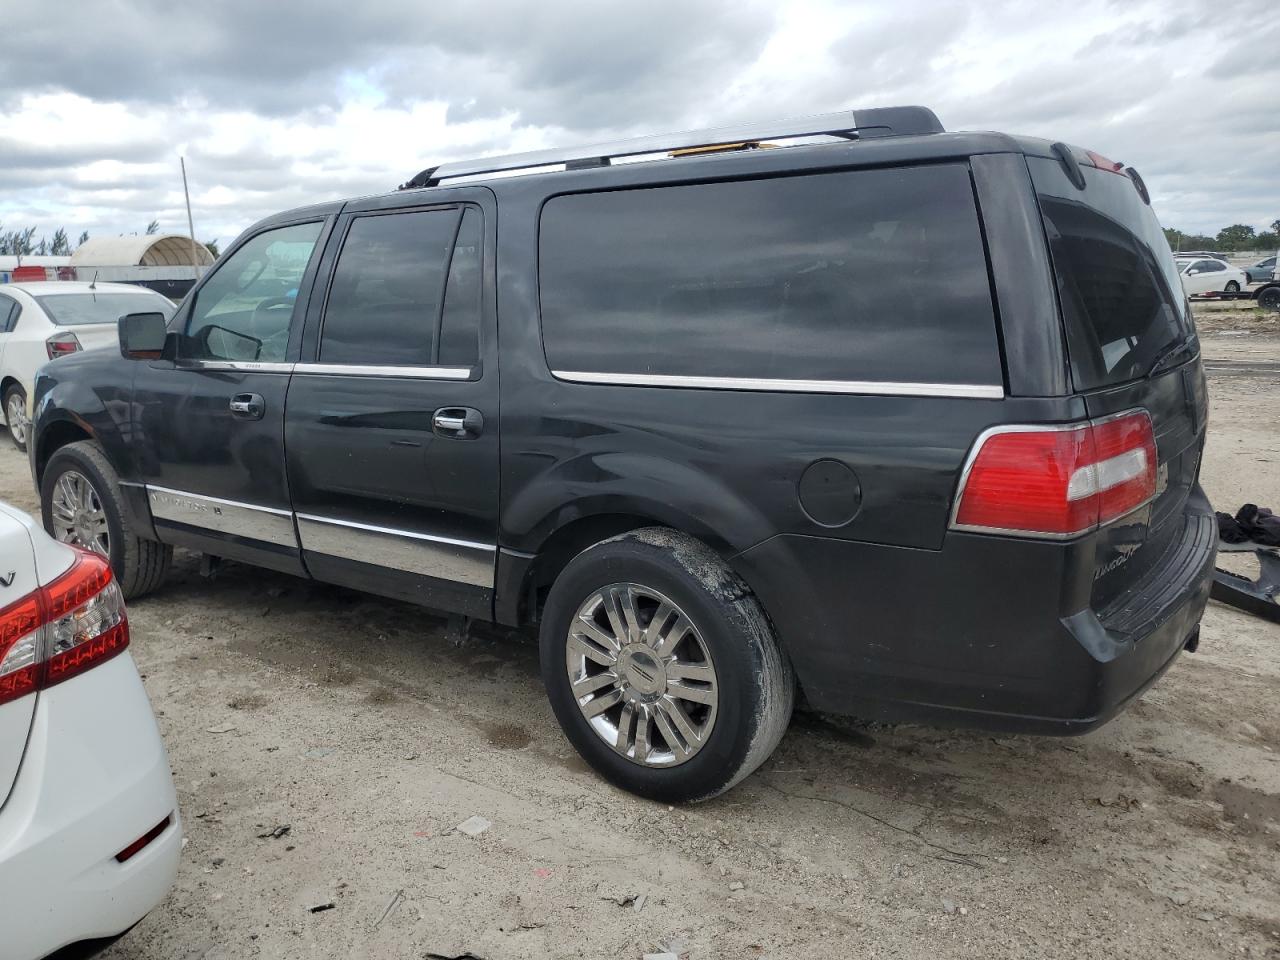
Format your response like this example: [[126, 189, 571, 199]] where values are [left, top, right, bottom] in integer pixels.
[[69, 234, 214, 299]]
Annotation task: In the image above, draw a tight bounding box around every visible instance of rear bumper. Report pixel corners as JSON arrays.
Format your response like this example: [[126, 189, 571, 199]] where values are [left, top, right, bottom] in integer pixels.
[[0, 652, 181, 960], [733, 487, 1217, 734]]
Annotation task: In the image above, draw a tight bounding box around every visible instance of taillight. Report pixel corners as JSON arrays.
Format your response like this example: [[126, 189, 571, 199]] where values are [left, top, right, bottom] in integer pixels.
[[46, 331, 82, 360], [951, 410, 1157, 539], [1084, 149, 1124, 173], [0, 550, 128, 707]]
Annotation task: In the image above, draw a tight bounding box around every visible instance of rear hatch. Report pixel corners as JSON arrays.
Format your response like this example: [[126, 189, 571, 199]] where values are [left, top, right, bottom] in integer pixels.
[[33, 289, 175, 353], [1028, 154, 1209, 614]]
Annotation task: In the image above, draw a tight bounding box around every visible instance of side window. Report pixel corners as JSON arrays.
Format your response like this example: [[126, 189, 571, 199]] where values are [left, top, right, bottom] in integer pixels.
[[0, 297, 17, 333], [320, 210, 456, 366], [185, 221, 323, 362], [538, 165, 1001, 386], [1205, 260, 1226, 273], [438, 207, 482, 367]]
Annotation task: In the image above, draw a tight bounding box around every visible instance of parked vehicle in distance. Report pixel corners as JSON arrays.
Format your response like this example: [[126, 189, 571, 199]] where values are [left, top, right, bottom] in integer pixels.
[[1176, 257, 1248, 295], [0, 500, 180, 958], [1174, 250, 1229, 261], [1245, 255, 1277, 283], [0, 281, 174, 452], [29, 106, 1215, 802]]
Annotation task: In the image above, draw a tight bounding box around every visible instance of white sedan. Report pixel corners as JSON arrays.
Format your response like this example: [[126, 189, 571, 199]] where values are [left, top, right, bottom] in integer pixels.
[[0, 500, 180, 958], [0, 282, 174, 451], [1176, 257, 1249, 296]]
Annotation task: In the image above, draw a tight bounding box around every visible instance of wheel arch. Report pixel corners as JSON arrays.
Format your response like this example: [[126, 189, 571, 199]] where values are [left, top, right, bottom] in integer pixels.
[[33, 415, 95, 487]]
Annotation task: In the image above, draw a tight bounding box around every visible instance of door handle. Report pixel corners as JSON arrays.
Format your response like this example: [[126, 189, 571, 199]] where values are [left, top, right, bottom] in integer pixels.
[[432, 407, 483, 439], [229, 393, 265, 420]]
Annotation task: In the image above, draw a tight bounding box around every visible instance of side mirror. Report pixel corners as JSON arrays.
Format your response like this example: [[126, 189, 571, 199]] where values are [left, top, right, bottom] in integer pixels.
[[118, 312, 168, 360]]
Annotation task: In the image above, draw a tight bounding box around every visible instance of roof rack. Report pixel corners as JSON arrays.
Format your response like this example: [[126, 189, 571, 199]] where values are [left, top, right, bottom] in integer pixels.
[[399, 105, 943, 190]]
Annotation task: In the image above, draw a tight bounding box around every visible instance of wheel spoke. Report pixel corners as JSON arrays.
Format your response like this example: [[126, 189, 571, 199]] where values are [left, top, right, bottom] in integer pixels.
[[653, 703, 692, 758], [667, 680, 716, 706], [634, 706, 652, 761], [642, 601, 673, 647], [581, 687, 623, 719], [575, 614, 621, 652], [615, 703, 635, 752], [568, 633, 617, 668], [601, 587, 631, 643], [571, 671, 617, 699], [666, 661, 714, 684], [652, 614, 690, 658], [663, 697, 703, 747]]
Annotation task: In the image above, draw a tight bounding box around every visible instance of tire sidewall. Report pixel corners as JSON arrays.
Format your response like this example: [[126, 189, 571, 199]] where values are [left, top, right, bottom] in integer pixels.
[[40, 444, 130, 578], [540, 537, 770, 802]]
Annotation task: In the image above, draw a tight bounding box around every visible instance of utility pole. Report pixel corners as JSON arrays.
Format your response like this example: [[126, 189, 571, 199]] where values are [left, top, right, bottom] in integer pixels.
[[181, 156, 203, 275]]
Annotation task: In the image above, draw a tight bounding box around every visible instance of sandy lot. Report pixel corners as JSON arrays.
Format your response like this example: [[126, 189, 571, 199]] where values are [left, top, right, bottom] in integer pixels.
[[2, 308, 1278, 959]]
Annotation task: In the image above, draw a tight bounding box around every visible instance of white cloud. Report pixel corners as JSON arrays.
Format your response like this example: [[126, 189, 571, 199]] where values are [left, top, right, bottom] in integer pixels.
[[0, 0, 1276, 248]]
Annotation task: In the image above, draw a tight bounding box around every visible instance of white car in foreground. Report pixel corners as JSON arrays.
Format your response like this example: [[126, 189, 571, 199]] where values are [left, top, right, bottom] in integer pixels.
[[0, 500, 180, 958], [0, 282, 175, 451], [1175, 257, 1249, 296]]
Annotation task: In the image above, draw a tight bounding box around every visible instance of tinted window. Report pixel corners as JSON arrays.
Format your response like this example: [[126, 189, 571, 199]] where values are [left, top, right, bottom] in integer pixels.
[[1029, 158, 1190, 391], [320, 209, 457, 366], [35, 291, 173, 326], [0, 296, 17, 333], [1204, 260, 1226, 272], [539, 165, 1001, 385], [438, 207, 482, 367], [186, 221, 322, 362]]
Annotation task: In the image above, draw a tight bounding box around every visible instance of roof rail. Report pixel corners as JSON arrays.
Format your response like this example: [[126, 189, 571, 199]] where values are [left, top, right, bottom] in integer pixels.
[[399, 105, 942, 190]]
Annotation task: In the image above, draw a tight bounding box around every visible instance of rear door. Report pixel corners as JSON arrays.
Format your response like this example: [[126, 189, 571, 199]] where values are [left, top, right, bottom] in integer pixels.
[[1029, 155, 1208, 606], [285, 188, 499, 617], [130, 218, 331, 574]]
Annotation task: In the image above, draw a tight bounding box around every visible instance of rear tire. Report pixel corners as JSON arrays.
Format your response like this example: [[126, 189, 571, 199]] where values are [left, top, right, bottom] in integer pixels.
[[1259, 287, 1280, 312], [540, 527, 794, 802], [3, 384, 27, 452], [40, 441, 172, 599], [1224, 280, 1240, 293]]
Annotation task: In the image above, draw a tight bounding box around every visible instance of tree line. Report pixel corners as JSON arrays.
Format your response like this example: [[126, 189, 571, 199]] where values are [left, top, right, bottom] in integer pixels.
[[0, 220, 219, 258], [1164, 220, 1280, 255]]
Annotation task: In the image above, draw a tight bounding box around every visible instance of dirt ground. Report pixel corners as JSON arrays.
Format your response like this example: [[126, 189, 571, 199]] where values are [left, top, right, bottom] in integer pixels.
[[3, 307, 1279, 959]]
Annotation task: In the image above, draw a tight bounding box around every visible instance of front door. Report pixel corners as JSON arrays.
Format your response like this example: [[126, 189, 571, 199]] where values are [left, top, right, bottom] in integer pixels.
[[284, 188, 499, 617], [130, 218, 331, 574]]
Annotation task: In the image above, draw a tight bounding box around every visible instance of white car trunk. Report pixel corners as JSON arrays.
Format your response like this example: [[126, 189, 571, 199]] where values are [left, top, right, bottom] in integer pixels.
[[0, 504, 75, 806], [60, 323, 121, 353]]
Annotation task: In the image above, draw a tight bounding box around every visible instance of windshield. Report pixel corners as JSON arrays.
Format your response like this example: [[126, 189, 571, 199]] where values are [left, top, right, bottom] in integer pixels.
[[36, 291, 174, 326], [1029, 157, 1192, 391]]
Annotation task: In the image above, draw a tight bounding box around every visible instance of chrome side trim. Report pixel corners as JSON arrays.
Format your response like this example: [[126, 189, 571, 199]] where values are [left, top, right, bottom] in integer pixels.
[[295, 513, 495, 587], [179, 361, 295, 374], [293, 363, 473, 380], [551, 370, 1004, 400], [146, 484, 298, 547]]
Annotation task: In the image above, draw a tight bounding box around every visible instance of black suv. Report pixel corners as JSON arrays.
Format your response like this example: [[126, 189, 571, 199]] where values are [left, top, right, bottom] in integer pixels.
[[29, 106, 1215, 802]]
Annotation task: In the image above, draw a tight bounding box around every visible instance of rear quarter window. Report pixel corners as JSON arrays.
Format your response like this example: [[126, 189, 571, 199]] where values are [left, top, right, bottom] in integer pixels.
[[538, 164, 1003, 388]]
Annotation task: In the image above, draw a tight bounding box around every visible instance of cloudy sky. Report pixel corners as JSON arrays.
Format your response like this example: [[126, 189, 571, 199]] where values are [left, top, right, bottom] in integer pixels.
[[1, 0, 1276, 249]]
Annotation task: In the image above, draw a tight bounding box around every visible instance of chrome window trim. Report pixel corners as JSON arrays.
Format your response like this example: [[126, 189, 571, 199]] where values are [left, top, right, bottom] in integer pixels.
[[293, 363, 474, 380], [178, 360, 295, 374], [551, 370, 1004, 400]]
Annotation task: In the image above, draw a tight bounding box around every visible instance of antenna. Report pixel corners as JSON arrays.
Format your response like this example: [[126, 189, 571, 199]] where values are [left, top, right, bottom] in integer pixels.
[[181, 156, 203, 276], [89, 270, 98, 290]]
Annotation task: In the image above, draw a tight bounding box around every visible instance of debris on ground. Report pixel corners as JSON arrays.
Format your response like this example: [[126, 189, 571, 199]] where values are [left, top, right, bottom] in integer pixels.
[[455, 815, 492, 837], [256, 825, 291, 840], [728, 880, 744, 891], [942, 898, 957, 915], [373, 889, 403, 929], [206, 724, 237, 734], [308, 902, 335, 913]]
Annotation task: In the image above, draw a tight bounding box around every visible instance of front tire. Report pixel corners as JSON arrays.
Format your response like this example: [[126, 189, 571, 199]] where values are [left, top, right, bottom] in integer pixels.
[[540, 527, 794, 802], [40, 441, 172, 599], [1224, 280, 1240, 293], [3, 384, 28, 452]]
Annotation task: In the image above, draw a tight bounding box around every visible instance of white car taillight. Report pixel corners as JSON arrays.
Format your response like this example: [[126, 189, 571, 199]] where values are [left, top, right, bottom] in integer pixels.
[[951, 410, 1158, 539], [0, 550, 128, 706], [46, 331, 82, 360]]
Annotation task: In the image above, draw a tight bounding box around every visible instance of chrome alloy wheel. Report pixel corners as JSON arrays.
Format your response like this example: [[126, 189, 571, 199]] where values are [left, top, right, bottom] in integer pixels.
[[565, 583, 718, 767], [5, 393, 27, 446], [50, 470, 110, 557]]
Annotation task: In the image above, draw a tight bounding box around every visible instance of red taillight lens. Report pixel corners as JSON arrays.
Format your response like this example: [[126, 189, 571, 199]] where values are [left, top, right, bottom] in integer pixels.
[[0, 550, 128, 706], [952, 411, 1157, 539], [46, 332, 82, 360]]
